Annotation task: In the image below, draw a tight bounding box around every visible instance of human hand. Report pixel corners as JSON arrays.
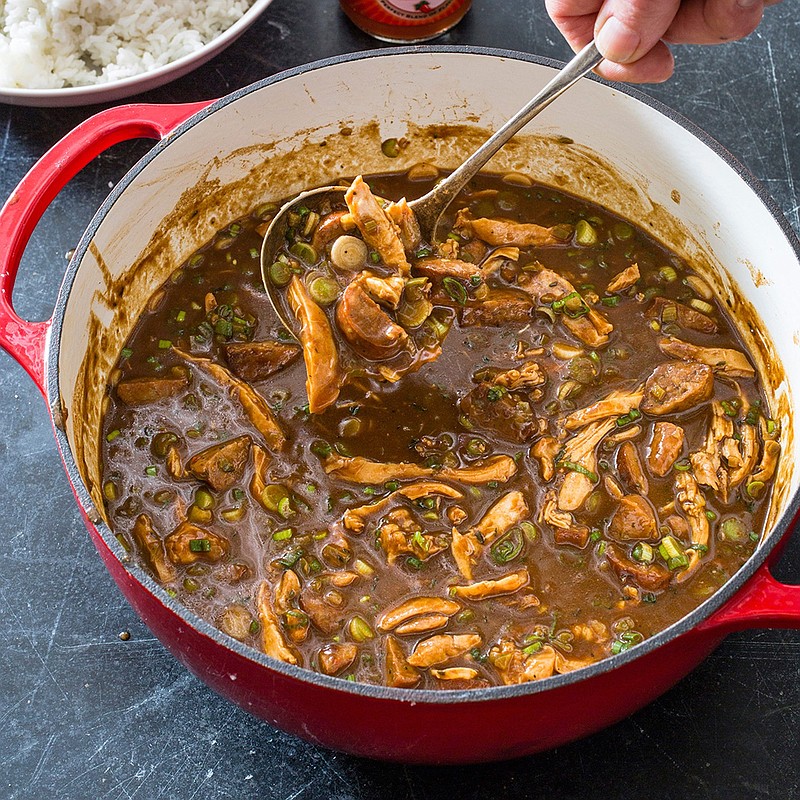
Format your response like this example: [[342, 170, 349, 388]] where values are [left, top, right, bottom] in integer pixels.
[[545, 0, 780, 83]]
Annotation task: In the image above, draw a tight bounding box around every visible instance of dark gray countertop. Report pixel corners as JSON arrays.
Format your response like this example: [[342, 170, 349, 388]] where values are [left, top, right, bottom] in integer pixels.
[[1, 1, 799, 797]]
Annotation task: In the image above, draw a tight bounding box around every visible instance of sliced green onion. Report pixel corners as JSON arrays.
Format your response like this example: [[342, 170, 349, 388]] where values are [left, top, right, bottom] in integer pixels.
[[381, 138, 400, 158], [575, 219, 598, 246], [746, 480, 765, 499], [490, 528, 524, 564], [308, 276, 339, 306], [189, 538, 211, 553], [601, 295, 620, 307], [519, 521, 539, 543], [106, 429, 121, 443], [268, 260, 292, 287], [632, 542, 654, 563], [289, 242, 318, 264], [349, 616, 375, 641], [120, 347, 133, 360], [558, 460, 598, 483], [144, 465, 157, 477], [659, 266, 678, 283], [442, 276, 468, 306], [272, 528, 294, 542]]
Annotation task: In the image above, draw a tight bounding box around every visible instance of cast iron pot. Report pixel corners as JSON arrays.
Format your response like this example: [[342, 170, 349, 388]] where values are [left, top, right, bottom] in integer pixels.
[[2, 49, 800, 764]]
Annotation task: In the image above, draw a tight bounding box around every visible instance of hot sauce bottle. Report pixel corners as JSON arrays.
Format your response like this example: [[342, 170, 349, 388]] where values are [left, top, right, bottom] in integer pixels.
[[339, 0, 472, 43]]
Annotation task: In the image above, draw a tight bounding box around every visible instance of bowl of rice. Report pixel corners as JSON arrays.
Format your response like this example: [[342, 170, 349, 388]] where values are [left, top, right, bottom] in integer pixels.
[[0, 0, 274, 107]]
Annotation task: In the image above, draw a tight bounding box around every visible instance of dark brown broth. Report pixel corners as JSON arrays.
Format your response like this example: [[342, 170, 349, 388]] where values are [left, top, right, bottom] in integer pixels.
[[101, 171, 774, 689]]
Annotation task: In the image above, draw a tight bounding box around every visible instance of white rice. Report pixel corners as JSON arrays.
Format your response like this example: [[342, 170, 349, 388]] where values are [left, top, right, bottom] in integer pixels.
[[0, 0, 253, 89]]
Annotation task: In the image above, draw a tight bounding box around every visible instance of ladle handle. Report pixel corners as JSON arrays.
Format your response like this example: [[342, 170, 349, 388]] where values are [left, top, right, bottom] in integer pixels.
[[411, 41, 603, 234], [0, 101, 210, 392]]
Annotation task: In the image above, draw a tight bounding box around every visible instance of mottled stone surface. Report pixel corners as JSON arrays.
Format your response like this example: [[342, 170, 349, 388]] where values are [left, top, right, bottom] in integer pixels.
[[1, 1, 799, 797]]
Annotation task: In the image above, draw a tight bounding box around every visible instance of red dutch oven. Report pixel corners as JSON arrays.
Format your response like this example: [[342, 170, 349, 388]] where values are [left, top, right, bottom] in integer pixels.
[[2, 49, 799, 764]]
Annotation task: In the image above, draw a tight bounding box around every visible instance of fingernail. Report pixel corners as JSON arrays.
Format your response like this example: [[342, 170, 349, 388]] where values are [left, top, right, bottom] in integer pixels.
[[737, 0, 761, 8], [595, 16, 641, 63]]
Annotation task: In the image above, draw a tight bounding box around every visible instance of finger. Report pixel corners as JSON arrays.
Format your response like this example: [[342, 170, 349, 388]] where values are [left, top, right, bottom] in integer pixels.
[[664, 0, 765, 44], [594, 0, 681, 64], [594, 40, 676, 82], [544, 0, 603, 51]]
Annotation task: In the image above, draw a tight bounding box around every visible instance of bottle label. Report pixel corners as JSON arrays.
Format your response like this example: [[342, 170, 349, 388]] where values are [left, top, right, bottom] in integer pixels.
[[344, 0, 469, 25]]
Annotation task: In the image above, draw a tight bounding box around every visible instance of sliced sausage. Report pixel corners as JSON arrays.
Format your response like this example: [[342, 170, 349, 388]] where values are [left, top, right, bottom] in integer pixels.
[[223, 341, 301, 383], [640, 361, 714, 415], [335, 281, 408, 361]]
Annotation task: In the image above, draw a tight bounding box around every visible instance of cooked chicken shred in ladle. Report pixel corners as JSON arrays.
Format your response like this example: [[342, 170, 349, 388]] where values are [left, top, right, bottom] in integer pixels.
[[261, 41, 603, 342]]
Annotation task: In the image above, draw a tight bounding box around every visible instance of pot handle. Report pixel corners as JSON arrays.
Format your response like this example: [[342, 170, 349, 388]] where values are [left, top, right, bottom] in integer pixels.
[[699, 561, 800, 633], [0, 100, 213, 393]]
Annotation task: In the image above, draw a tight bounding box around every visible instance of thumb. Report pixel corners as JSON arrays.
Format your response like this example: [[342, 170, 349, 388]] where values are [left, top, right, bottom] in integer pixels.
[[594, 0, 681, 64]]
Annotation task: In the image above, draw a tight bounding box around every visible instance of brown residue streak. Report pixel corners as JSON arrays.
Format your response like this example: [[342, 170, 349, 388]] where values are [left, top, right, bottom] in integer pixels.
[[743, 258, 769, 288]]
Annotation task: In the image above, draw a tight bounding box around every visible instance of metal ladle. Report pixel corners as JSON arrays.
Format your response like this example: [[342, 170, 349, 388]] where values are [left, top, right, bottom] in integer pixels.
[[261, 41, 603, 336]]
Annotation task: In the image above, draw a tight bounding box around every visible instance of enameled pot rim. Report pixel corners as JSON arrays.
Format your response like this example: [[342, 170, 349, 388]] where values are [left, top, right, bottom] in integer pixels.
[[47, 45, 800, 705]]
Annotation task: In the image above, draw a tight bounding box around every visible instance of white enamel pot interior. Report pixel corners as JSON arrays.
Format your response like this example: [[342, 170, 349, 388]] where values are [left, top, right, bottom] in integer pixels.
[[46, 48, 800, 759]]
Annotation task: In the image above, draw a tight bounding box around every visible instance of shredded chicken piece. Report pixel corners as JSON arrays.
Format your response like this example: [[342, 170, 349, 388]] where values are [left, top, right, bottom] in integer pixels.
[[605, 543, 672, 592], [675, 470, 710, 583], [377, 597, 460, 632], [604, 474, 625, 501], [541, 490, 574, 529], [385, 197, 421, 252], [165, 522, 228, 565], [572, 620, 610, 643], [375, 597, 461, 631], [165, 446, 183, 480], [186, 435, 251, 492], [489, 640, 557, 684], [385, 635, 421, 688], [451, 526, 481, 581], [531, 436, 560, 481], [286, 275, 344, 414], [174, 349, 285, 450], [345, 176, 410, 274], [480, 245, 520, 276], [562, 387, 644, 430], [395, 614, 451, 636], [274, 569, 301, 615], [689, 401, 732, 497], [413, 257, 481, 281], [604, 424, 642, 447], [379, 520, 445, 565], [751, 439, 780, 483], [323, 453, 517, 485], [518, 267, 613, 347], [658, 336, 755, 378], [355, 270, 406, 309], [407, 633, 482, 668], [606, 263, 640, 293], [726, 400, 760, 491], [342, 481, 463, 533], [256, 580, 298, 665], [249, 444, 271, 508], [318, 643, 358, 676], [486, 361, 546, 391], [617, 441, 649, 495], [130, 514, 175, 583], [430, 667, 480, 681], [474, 490, 530, 543], [557, 418, 616, 511], [458, 209, 562, 247], [450, 568, 529, 600]]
